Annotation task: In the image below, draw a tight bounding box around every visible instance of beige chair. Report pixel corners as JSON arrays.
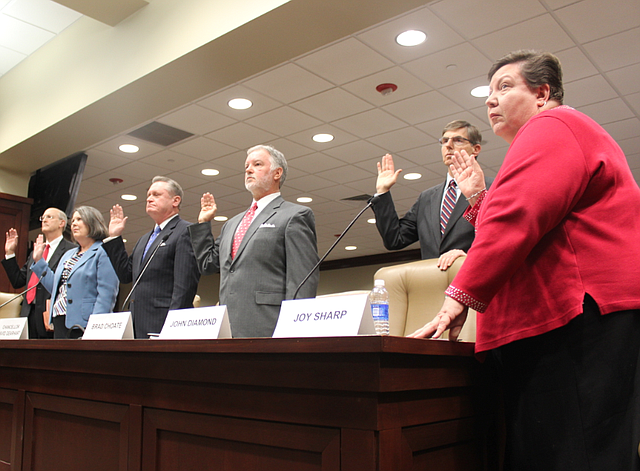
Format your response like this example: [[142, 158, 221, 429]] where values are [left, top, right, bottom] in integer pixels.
[[373, 256, 476, 341], [0, 292, 23, 319]]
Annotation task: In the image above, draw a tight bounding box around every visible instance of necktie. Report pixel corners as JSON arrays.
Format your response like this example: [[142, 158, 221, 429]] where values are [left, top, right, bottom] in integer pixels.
[[232, 202, 258, 259], [27, 244, 49, 304], [143, 226, 162, 259], [440, 180, 457, 236]]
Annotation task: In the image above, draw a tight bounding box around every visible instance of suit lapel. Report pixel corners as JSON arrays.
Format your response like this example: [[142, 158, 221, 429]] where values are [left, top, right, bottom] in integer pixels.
[[66, 243, 99, 279]]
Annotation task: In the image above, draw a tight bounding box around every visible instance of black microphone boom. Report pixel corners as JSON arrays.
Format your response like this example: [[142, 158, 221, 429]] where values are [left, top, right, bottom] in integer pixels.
[[293, 195, 380, 300], [0, 270, 48, 309], [121, 234, 170, 311]]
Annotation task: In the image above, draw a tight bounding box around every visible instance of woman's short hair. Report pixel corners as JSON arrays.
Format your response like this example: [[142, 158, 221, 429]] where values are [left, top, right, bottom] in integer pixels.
[[442, 120, 482, 146], [247, 145, 288, 187], [488, 50, 564, 104], [73, 206, 109, 241]]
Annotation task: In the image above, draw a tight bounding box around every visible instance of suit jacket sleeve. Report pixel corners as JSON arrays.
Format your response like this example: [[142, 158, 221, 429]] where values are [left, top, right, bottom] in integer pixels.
[[101, 237, 134, 284], [169, 226, 201, 310], [285, 207, 319, 300], [1, 256, 29, 289], [372, 191, 420, 251], [30, 257, 57, 296], [188, 222, 221, 276]]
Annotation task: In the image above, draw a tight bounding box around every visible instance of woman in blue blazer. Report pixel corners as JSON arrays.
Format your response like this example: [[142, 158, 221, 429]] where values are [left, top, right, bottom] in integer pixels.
[[31, 206, 119, 338]]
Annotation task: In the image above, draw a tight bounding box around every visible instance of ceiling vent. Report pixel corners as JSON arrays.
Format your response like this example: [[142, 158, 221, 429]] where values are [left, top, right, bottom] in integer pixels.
[[127, 121, 194, 147]]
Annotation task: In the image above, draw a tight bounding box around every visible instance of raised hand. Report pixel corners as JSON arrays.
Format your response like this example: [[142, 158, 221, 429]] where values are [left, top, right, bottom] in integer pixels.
[[109, 204, 128, 238], [32, 234, 46, 262], [198, 193, 217, 223], [376, 154, 403, 194], [450, 149, 486, 204], [5, 228, 18, 256]]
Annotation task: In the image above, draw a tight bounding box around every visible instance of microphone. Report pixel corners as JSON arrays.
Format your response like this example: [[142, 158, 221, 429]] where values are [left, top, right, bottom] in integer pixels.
[[121, 234, 170, 311], [293, 195, 380, 299], [0, 270, 48, 309]]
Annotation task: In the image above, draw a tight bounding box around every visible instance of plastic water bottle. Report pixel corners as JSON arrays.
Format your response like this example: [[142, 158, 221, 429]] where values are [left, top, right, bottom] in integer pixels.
[[370, 279, 389, 335]]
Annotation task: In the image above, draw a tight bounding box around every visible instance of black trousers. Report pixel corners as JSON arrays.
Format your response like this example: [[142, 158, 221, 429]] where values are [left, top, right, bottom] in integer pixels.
[[491, 295, 640, 471]]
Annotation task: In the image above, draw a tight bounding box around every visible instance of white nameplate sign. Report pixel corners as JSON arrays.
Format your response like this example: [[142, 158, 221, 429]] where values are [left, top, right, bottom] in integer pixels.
[[273, 294, 375, 338], [0, 318, 28, 339], [83, 312, 134, 340], [158, 306, 231, 339]]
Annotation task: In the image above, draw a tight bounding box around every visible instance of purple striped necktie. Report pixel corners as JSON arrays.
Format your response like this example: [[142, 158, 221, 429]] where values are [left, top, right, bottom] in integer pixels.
[[440, 180, 457, 236]]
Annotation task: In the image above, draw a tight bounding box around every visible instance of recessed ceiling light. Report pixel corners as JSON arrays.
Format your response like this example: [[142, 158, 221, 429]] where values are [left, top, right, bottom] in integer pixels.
[[201, 168, 220, 176], [121, 194, 137, 201], [312, 133, 334, 143], [214, 216, 228, 222], [345, 246, 357, 251], [396, 30, 426, 47], [471, 85, 490, 98], [367, 218, 376, 224], [404, 173, 422, 180], [228, 98, 252, 110], [119, 144, 139, 153], [297, 197, 313, 203]]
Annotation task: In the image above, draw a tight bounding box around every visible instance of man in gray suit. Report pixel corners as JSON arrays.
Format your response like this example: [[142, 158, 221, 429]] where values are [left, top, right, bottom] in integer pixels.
[[189, 145, 319, 338], [371, 120, 492, 269], [103, 176, 200, 338], [2, 207, 76, 338]]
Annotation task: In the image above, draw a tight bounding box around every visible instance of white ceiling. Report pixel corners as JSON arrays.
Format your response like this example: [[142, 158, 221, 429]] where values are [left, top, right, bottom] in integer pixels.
[[20, 0, 640, 261]]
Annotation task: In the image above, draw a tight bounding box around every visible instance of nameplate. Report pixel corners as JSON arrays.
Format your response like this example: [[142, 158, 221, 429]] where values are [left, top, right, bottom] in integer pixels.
[[158, 306, 231, 339], [83, 312, 134, 340], [273, 294, 374, 338], [0, 318, 28, 339]]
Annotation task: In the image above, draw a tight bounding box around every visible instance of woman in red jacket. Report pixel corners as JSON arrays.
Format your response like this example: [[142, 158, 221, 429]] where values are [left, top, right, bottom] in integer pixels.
[[411, 50, 640, 470]]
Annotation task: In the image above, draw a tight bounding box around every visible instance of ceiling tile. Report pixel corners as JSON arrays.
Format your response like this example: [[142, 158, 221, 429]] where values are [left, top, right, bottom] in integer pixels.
[[285, 124, 358, 151], [5, 0, 81, 33], [332, 108, 407, 139], [577, 98, 635, 126], [342, 66, 433, 106], [290, 88, 373, 122], [197, 85, 282, 119], [246, 106, 322, 136], [157, 104, 236, 136], [430, 0, 546, 40], [602, 118, 640, 143], [205, 122, 277, 149], [323, 140, 388, 164], [383, 90, 463, 125], [170, 136, 237, 160], [243, 62, 333, 104], [606, 63, 640, 96], [0, 13, 53, 54], [295, 37, 394, 85], [554, 47, 599, 83], [403, 42, 494, 89], [583, 28, 640, 72], [356, 5, 464, 63], [564, 75, 618, 108], [554, 0, 640, 43], [473, 14, 575, 60], [367, 126, 430, 153]]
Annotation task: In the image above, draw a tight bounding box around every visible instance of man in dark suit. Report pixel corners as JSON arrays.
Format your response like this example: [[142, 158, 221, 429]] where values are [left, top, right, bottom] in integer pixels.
[[372, 120, 492, 269], [2, 207, 76, 339], [103, 176, 200, 338], [189, 145, 319, 338]]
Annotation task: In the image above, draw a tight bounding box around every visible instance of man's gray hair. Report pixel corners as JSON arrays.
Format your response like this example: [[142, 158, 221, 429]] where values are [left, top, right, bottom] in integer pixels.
[[151, 176, 184, 208], [247, 145, 288, 188], [51, 208, 68, 229]]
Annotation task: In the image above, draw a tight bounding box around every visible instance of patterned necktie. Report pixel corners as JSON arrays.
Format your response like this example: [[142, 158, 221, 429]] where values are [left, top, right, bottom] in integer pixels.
[[440, 180, 457, 236], [27, 244, 49, 304], [143, 226, 162, 259], [232, 202, 258, 259]]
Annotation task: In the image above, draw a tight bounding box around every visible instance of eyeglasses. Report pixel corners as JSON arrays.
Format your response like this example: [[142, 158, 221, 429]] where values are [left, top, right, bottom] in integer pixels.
[[39, 215, 58, 221], [438, 136, 472, 146]]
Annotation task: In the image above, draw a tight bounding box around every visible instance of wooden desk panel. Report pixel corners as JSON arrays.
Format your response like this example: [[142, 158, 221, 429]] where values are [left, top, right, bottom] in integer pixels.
[[0, 337, 489, 471]]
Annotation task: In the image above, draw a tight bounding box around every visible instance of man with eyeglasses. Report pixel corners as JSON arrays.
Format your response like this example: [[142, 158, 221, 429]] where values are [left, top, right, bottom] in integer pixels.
[[2, 208, 76, 338], [371, 120, 493, 270]]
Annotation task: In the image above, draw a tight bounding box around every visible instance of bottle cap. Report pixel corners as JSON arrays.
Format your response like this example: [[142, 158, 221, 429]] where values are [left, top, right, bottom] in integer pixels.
[[374, 279, 385, 287]]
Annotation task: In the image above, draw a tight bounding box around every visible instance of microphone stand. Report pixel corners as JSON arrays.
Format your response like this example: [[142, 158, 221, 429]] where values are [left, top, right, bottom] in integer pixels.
[[0, 270, 48, 309], [293, 196, 379, 299], [121, 234, 169, 311]]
